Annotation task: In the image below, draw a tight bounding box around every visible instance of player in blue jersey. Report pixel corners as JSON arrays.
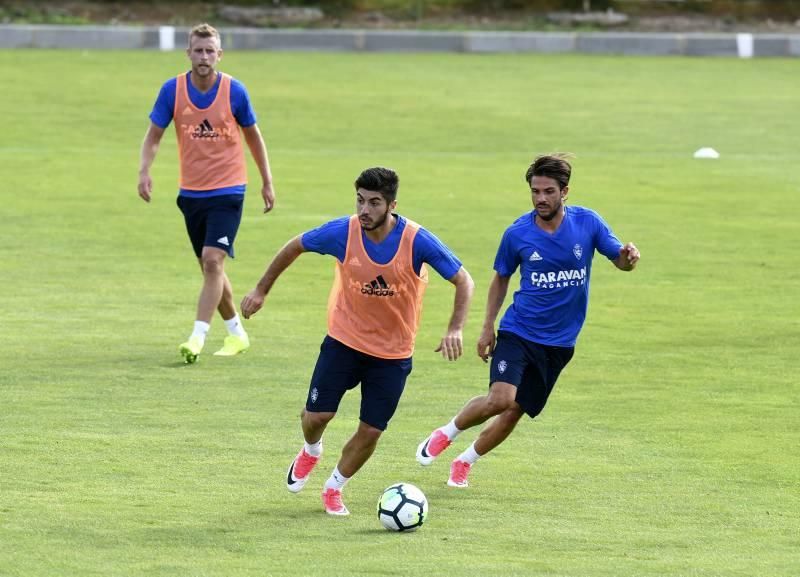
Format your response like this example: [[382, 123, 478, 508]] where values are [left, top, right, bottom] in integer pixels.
[[415, 154, 640, 488], [137, 23, 277, 363]]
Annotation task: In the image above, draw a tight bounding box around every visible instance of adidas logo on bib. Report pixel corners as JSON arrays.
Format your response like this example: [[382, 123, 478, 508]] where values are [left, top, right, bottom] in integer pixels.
[[361, 275, 394, 297]]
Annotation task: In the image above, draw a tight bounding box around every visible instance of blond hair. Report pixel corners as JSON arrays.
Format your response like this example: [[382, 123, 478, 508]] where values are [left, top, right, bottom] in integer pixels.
[[189, 23, 221, 47]]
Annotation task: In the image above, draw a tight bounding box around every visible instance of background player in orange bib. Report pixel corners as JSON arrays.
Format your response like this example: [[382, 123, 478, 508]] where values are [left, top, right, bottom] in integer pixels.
[[137, 23, 277, 363], [241, 167, 474, 516]]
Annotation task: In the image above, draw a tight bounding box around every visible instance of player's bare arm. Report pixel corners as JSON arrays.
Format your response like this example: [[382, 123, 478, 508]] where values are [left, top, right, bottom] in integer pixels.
[[241, 236, 305, 319], [435, 266, 475, 361], [477, 273, 511, 362], [137, 122, 166, 202], [241, 124, 275, 213], [613, 242, 640, 271]]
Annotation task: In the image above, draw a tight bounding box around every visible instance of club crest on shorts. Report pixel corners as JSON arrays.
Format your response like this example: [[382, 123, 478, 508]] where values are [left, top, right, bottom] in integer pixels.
[[497, 360, 508, 374], [573, 244, 583, 259], [310, 387, 319, 403]]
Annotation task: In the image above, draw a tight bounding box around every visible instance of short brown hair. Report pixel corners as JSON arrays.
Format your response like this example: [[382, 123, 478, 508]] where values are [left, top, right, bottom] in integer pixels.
[[525, 154, 573, 191], [189, 23, 221, 47]]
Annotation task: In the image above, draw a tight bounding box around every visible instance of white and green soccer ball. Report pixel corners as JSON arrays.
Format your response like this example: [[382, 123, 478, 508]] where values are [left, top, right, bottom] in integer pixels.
[[377, 483, 428, 532]]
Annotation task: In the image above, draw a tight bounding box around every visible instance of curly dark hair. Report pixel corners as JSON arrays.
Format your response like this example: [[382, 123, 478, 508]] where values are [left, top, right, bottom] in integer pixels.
[[354, 167, 399, 203]]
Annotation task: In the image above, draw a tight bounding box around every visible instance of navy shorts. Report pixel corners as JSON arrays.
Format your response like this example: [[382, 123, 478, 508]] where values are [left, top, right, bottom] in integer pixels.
[[489, 330, 574, 418], [176, 194, 244, 258], [305, 336, 413, 431]]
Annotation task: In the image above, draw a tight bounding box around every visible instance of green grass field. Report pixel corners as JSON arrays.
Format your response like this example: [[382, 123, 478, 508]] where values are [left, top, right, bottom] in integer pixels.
[[1, 49, 798, 577]]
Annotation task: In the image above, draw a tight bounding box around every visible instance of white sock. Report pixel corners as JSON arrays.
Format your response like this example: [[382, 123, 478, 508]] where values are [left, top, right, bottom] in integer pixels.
[[190, 321, 210, 343], [457, 442, 481, 465], [304, 440, 322, 457], [224, 314, 246, 337], [441, 418, 462, 441], [324, 466, 350, 491]]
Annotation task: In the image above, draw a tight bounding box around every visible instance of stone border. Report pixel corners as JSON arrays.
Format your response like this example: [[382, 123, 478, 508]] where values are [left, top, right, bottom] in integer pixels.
[[1, 24, 798, 57]]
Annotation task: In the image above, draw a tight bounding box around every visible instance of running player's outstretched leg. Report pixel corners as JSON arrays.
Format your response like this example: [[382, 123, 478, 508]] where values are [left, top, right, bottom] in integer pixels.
[[417, 383, 517, 465], [448, 406, 524, 488], [287, 409, 332, 493]]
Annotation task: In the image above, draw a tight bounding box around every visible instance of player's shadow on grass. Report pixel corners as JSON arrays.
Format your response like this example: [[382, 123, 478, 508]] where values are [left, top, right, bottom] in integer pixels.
[[248, 507, 331, 521], [248, 508, 391, 533], [351, 528, 400, 535]]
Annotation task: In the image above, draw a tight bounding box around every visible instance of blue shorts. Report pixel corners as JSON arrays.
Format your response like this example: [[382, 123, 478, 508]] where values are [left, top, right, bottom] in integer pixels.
[[176, 194, 244, 258], [489, 330, 574, 418], [305, 336, 413, 431]]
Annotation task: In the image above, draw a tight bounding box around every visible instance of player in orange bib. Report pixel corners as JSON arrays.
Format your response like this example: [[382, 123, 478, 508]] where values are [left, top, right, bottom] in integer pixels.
[[137, 23, 276, 363], [241, 167, 474, 516]]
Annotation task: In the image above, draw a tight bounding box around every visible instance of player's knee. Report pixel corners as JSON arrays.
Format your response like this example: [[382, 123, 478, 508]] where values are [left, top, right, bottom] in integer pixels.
[[498, 406, 524, 429], [484, 387, 517, 416], [302, 409, 334, 429], [201, 256, 224, 276], [356, 423, 383, 446], [484, 398, 512, 417]]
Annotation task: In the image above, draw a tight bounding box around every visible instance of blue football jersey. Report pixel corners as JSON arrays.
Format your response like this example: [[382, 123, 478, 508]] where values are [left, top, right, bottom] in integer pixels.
[[495, 206, 623, 347], [301, 215, 462, 280]]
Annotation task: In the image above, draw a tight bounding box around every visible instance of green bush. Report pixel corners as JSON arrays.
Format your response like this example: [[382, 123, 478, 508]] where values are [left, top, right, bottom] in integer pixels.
[[7, 0, 800, 20]]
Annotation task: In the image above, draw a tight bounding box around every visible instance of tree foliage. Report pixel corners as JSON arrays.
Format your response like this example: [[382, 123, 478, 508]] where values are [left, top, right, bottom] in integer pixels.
[[47, 0, 800, 19]]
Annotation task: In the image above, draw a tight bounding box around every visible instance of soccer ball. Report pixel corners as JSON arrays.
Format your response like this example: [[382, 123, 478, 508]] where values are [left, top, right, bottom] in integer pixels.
[[377, 483, 428, 532]]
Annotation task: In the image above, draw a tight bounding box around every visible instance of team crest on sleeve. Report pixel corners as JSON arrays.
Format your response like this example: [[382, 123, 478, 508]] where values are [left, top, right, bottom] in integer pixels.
[[497, 360, 508, 374], [573, 244, 583, 259]]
